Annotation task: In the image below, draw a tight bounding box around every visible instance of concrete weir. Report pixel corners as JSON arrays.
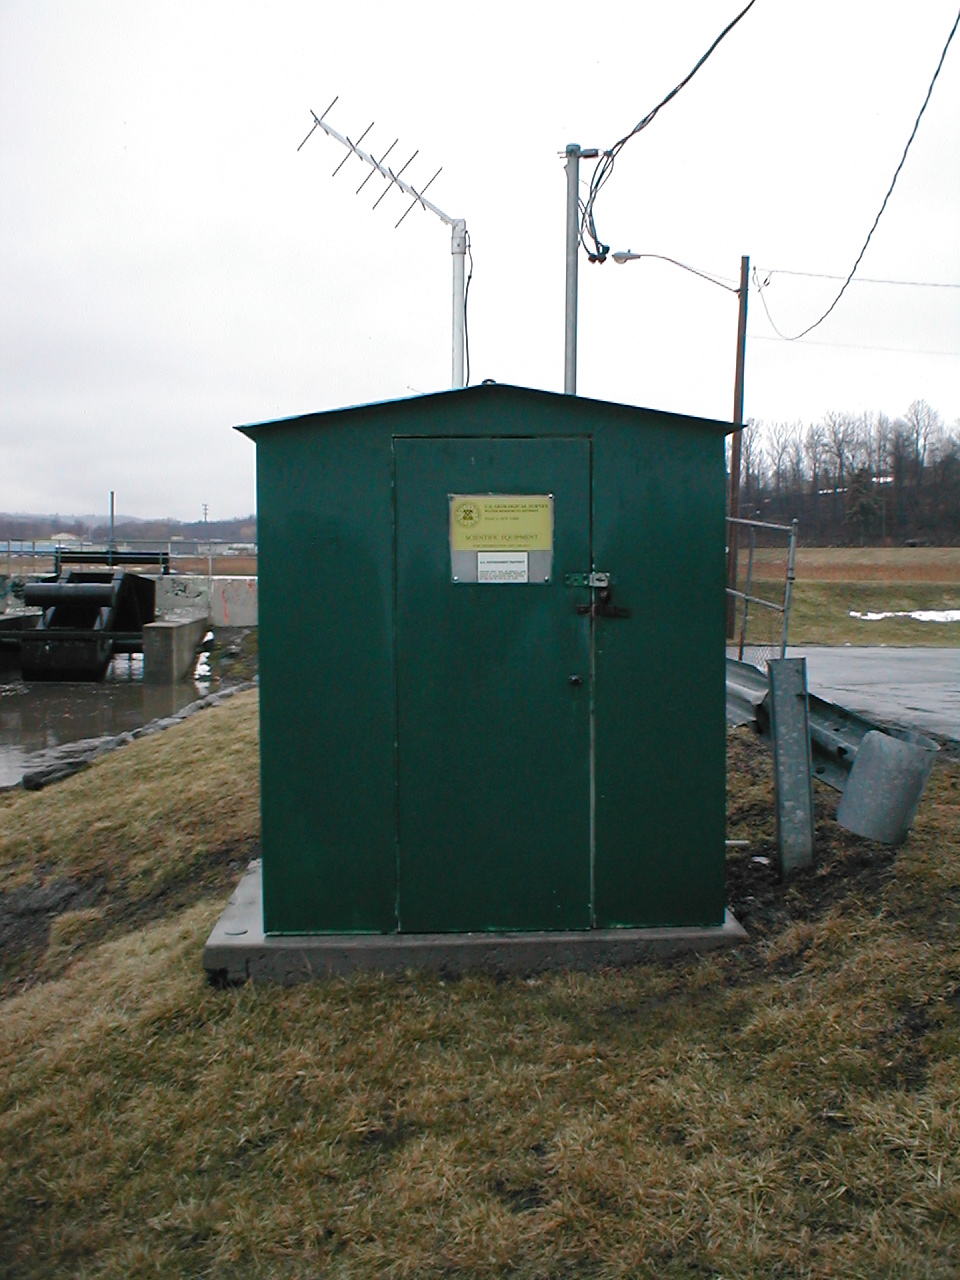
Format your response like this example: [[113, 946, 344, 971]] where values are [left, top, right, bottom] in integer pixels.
[[203, 861, 746, 985], [142, 617, 209, 684]]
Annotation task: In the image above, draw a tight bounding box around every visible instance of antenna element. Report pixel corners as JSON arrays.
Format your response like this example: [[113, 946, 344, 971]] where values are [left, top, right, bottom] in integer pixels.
[[300, 100, 469, 389]]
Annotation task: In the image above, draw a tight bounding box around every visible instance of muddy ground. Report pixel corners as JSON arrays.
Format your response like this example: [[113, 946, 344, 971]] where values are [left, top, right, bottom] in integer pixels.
[[3, 725, 949, 1004]]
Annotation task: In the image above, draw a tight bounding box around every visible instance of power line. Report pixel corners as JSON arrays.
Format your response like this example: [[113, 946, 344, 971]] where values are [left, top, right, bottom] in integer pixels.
[[757, 268, 960, 289], [750, 334, 960, 358], [755, 4, 960, 340], [581, 0, 760, 263], [615, 251, 960, 294]]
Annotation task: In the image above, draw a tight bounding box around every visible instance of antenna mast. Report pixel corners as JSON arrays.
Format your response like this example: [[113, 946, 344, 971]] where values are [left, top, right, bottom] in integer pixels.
[[299, 97, 468, 390]]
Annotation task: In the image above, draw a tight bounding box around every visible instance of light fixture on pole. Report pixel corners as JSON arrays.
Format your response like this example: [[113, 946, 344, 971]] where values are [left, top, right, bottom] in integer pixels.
[[612, 249, 749, 637]]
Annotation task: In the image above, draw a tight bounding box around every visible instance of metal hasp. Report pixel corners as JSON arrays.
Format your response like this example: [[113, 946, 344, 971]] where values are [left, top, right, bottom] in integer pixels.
[[767, 658, 815, 876], [237, 384, 733, 936], [19, 570, 156, 681]]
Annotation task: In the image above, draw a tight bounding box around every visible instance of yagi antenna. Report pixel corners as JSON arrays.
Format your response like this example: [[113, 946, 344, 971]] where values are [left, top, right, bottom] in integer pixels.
[[299, 97, 469, 390]]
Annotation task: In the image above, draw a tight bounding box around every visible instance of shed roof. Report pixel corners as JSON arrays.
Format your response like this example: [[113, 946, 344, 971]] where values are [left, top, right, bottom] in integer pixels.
[[235, 383, 735, 440]]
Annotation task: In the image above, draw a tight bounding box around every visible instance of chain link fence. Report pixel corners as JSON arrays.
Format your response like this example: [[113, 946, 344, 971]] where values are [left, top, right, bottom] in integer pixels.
[[726, 517, 798, 671]]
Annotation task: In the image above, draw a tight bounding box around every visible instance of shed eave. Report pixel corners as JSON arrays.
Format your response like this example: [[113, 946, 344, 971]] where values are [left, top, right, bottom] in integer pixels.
[[234, 382, 736, 440]]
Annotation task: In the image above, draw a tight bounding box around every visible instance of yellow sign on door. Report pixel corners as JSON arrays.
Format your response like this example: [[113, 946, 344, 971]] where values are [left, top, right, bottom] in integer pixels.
[[449, 494, 553, 552]]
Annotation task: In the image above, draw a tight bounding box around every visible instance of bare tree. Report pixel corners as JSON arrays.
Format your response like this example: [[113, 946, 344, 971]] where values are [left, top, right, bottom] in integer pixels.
[[850, 412, 874, 476], [872, 412, 892, 480], [888, 421, 911, 534], [823, 411, 855, 493], [803, 424, 829, 494], [787, 422, 806, 491], [739, 420, 761, 514], [766, 421, 791, 504], [903, 399, 941, 489]]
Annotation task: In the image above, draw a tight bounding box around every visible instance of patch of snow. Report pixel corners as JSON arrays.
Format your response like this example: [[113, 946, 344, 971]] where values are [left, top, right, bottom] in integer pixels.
[[849, 609, 960, 623]]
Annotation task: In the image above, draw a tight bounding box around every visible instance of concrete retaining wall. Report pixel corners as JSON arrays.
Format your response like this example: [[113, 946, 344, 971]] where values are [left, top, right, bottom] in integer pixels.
[[154, 576, 258, 627]]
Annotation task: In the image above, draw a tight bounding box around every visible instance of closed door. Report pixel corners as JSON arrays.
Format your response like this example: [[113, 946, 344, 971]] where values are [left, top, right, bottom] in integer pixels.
[[394, 436, 592, 932]]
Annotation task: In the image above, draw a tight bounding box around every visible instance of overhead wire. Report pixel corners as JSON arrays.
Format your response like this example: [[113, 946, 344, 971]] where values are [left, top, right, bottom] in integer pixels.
[[750, 334, 960, 358], [756, 268, 960, 289], [581, 0, 760, 263], [613, 250, 959, 357], [754, 3, 960, 340]]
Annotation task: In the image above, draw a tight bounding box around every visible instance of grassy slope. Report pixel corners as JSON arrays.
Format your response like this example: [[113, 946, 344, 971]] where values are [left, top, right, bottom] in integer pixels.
[[738, 547, 960, 647], [1, 694, 959, 1277]]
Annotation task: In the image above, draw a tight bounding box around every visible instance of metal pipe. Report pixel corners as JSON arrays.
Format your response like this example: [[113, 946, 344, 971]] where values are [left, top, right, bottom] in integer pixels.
[[24, 583, 118, 606], [564, 144, 580, 394], [451, 219, 466, 388], [726, 515, 794, 534]]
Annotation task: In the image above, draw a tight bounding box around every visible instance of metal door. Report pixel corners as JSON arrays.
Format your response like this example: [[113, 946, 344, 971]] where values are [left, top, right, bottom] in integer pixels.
[[395, 436, 592, 932]]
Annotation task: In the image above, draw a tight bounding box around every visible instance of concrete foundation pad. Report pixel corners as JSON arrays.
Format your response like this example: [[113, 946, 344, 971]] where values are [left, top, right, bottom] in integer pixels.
[[203, 861, 746, 984]]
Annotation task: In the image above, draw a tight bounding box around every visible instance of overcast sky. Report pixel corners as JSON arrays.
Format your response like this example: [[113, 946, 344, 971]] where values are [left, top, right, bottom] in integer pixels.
[[1, 1, 958, 521]]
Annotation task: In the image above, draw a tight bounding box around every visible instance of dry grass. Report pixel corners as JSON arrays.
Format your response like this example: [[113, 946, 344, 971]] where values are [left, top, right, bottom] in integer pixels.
[[1, 699, 959, 1277], [794, 547, 960, 583], [733, 547, 960, 647], [0, 690, 260, 995], [788, 581, 960, 647]]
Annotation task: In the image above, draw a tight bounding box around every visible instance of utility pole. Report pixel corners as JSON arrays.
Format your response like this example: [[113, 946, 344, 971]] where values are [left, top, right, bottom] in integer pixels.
[[726, 254, 749, 638], [109, 490, 115, 550], [563, 143, 598, 395], [564, 144, 581, 395]]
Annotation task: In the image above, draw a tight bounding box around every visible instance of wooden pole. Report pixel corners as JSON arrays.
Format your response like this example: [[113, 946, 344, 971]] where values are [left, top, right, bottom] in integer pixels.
[[726, 254, 749, 639]]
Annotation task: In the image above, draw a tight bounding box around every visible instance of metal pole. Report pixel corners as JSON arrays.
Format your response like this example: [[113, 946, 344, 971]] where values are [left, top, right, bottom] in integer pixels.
[[110, 490, 115, 551], [451, 219, 466, 389], [780, 518, 799, 657], [738, 526, 756, 663], [726, 254, 749, 638], [564, 144, 581, 395]]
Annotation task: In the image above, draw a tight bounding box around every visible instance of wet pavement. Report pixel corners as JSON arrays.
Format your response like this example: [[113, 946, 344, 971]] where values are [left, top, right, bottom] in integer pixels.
[[787, 647, 960, 742], [0, 655, 209, 789]]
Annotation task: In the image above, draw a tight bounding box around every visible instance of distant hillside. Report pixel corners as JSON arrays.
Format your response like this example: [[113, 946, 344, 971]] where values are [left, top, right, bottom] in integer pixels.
[[0, 514, 257, 543]]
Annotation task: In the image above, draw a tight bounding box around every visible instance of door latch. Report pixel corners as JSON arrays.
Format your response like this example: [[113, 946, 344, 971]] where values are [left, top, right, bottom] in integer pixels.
[[565, 571, 630, 618], [575, 585, 631, 620]]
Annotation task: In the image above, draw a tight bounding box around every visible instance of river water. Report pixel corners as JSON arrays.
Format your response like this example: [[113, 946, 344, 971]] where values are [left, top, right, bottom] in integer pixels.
[[0, 654, 212, 789]]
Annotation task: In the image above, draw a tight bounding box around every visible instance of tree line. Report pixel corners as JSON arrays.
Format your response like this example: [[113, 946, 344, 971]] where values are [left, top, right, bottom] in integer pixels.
[[732, 399, 960, 545], [0, 514, 257, 544]]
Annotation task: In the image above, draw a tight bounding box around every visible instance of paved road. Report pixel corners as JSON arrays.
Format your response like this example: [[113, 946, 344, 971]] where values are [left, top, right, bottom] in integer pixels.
[[786, 647, 960, 742]]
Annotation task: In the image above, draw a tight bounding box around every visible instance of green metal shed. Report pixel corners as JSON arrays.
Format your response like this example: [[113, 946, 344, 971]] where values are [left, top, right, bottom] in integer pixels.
[[239, 383, 731, 937]]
